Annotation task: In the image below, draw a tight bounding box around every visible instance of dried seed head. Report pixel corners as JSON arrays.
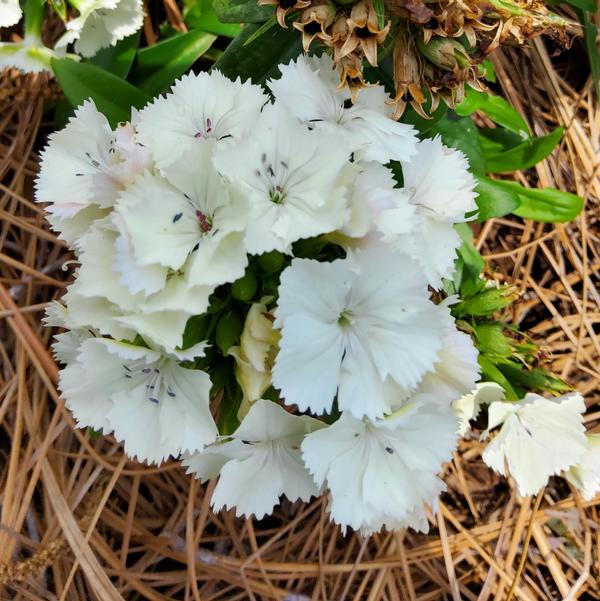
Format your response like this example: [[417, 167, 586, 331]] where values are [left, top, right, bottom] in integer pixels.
[[293, 0, 337, 51]]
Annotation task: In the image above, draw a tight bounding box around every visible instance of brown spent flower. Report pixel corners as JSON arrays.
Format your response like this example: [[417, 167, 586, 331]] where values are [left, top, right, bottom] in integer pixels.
[[258, 0, 311, 28], [340, 0, 391, 66], [293, 0, 337, 51]]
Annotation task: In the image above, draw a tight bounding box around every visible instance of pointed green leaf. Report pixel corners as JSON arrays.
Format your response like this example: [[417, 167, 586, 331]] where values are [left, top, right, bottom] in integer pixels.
[[87, 32, 140, 79], [51, 58, 151, 127], [212, 0, 275, 22], [185, 0, 243, 36], [474, 175, 521, 220], [483, 127, 563, 173], [130, 30, 217, 96], [214, 23, 302, 83]]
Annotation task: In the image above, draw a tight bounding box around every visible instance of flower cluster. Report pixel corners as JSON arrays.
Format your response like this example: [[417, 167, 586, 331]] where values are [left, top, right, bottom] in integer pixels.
[[39, 54, 598, 534], [0, 0, 143, 72]]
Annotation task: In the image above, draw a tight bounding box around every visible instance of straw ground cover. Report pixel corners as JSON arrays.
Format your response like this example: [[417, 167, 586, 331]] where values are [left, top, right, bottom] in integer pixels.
[[0, 26, 599, 601]]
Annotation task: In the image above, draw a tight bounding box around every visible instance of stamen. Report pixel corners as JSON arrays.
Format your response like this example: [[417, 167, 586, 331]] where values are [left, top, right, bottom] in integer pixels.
[[172, 212, 183, 224]]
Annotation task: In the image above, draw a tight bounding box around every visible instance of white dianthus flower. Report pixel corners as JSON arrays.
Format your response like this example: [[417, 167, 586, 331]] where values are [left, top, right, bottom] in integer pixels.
[[114, 146, 248, 294], [482, 392, 588, 497], [565, 434, 600, 501], [453, 382, 505, 435], [136, 70, 267, 171], [417, 328, 480, 405], [214, 104, 352, 254], [74, 222, 214, 351], [301, 399, 458, 534], [0, 0, 21, 27], [56, 0, 144, 58], [60, 337, 216, 464], [183, 399, 324, 518], [268, 53, 417, 164], [36, 101, 151, 248], [0, 36, 67, 73], [395, 136, 478, 288], [273, 248, 450, 419]]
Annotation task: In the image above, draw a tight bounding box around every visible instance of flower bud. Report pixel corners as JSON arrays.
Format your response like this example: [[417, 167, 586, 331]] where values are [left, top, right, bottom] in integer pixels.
[[417, 36, 472, 72]]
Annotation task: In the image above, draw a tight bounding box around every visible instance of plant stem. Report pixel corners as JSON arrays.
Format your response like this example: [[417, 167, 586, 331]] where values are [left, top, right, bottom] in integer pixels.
[[24, 0, 46, 38]]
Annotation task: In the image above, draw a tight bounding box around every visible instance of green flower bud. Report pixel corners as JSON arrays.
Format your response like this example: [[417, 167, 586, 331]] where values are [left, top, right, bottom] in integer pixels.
[[231, 272, 258, 302]]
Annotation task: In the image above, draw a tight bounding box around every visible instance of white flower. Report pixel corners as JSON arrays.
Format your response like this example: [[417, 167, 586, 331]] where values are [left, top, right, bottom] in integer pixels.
[[56, 0, 144, 58], [0, 36, 64, 73], [0, 0, 22, 28], [74, 221, 214, 351], [395, 136, 478, 287], [301, 399, 458, 534], [36, 101, 151, 248], [268, 53, 417, 164], [213, 104, 352, 254], [43, 300, 93, 365], [136, 70, 267, 171], [417, 328, 480, 405], [183, 399, 324, 518], [565, 434, 600, 501], [60, 337, 217, 463], [342, 162, 416, 241], [482, 392, 588, 497], [273, 248, 450, 419], [453, 382, 504, 435], [114, 146, 248, 293]]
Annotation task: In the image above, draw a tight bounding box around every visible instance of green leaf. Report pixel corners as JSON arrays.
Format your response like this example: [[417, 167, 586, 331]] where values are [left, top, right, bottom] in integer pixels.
[[130, 30, 216, 96], [216, 310, 243, 353], [214, 23, 302, 83], [483, 127, 563, 173], [373, 0, 385, 29], [477, 127, 523, 155], [454, 222, 485, 296], [430, 114, 487, 174], [487, 179, 583, 222], [186, 0, 242, 36], [51, 58, 151, 127], [506, 183, 584, 222], [474, 175, 521, 220], [566, 0, 596, 11], [212, 0, 275, 22], [575, 7, 600, 99], [456, 88, 531, 138], [87, 32, 140, 79], [498, 362, 572, 394], [473, 323, 513, 359], [478, 355, 518, 400], [453, 285, 517, 317]]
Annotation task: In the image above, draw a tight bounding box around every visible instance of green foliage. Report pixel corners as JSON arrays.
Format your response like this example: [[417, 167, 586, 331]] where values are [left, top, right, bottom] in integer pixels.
[[88, 33, 140, 79], [211, 0, 274, 23], [130, 30, 217, 96], [231, 271, 258, 302], [216, 310, 243, 353], [186, 0, 243, 36], [474, 175, 521, 220], [574, 6, 600, 99], [493, 180, 584, 223], [51, 58, 151, 126], [213, 22, 302, 83]]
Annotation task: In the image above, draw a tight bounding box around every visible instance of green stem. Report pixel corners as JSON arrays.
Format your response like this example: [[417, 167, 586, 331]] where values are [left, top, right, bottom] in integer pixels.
[[24, 0, 46, 38]]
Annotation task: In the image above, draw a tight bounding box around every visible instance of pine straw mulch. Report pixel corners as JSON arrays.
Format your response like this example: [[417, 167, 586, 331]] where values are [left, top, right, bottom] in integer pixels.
[[0, 35, 599, 601]]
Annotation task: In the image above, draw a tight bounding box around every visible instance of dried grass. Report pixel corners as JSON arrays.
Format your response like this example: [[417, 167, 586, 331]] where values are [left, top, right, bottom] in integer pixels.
[[0, 34, 599, 600]]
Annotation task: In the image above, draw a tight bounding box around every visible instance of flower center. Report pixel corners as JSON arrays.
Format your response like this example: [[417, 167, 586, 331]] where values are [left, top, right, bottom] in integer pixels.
[[257, 153, 290, 204], [194, 117, 213, 139], [195, 209, 213, 233], [338, 309, 356, 328], [123, 358, 176, 404]]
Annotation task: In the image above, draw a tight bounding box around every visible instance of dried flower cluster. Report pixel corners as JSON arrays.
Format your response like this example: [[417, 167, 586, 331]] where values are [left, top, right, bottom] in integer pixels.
[[261, 0, 578, 116]]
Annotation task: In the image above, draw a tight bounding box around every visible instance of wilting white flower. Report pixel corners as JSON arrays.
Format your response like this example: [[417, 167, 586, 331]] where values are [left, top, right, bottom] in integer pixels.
[[273, 248, 450, 419], [36, 101, 151, 248], [417, 328, 480, 405], [228, 302, 280, 414], [74, 222, 214, 351], [301, 399, 458, 534], [0, 36, 66, 73], [56, 0, 144, 58], [214, 104, 351, 254], [268, 54, 417, 164], [0, 0, 21, 27], [483, 392, 587, 497], [453, 382, 505, 435], [396, 136, 478, 288], [60, 337, 217, 463], [114, 147, 248, 294], [565, 434, 600, 501], [184, 399, 324, 518], [136, 70, 267, 171]]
